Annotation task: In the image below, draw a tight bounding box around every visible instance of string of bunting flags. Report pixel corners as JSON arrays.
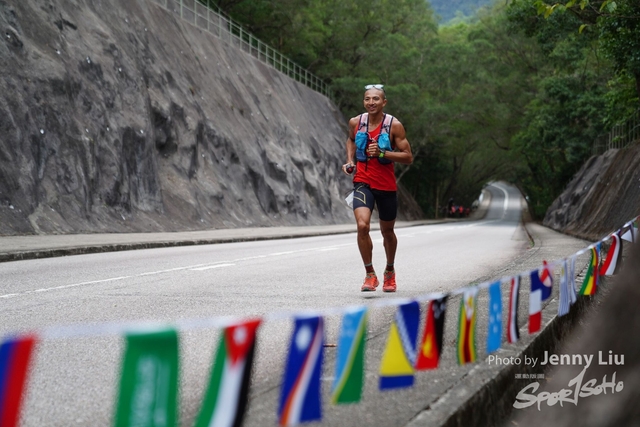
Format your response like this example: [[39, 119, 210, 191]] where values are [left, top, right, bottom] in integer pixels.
[[0, 215, 637, 427]]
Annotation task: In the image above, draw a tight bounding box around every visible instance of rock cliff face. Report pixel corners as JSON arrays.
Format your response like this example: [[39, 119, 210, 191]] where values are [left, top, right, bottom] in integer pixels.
[[0, 0, 364, 235], [543, 144, 640, 240]]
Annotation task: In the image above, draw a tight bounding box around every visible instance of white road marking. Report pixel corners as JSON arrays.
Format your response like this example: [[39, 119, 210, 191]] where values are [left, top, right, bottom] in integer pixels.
[[0, 276, 131, 299], [190, 263, 236, 271], [138, 266, 200, 276], [269, 251, 297, 256], [236, 255, 268, 261], [0, 220, 498, 299]]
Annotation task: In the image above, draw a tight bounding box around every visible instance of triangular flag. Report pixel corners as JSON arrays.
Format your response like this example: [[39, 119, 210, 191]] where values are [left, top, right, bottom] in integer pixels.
[[580, 244, 600, 296], [486, 282, 502, 354], [540, 261, 553, 290], [279, 316, 324, 426], [600, 233, 622, 276], [332, 307, 367, 404], [0, 335, 37, 427], [415, 296, 448, 370], [457, 288, 478, 365], [558, 260, 571, 317], [530, 266, 552, 303], [379, 301, 420, 389], [507, 276, 520, 344], [114, 328, 179, 427], [194, 319, 261, 427], [529, 271, 543, 334]]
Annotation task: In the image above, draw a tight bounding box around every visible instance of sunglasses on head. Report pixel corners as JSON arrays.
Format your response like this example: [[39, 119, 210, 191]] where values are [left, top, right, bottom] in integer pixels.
[[365, 84, 384, 90]]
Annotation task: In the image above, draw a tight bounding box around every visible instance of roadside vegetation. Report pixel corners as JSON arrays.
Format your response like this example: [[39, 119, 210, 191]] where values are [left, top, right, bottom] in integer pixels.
[[205, 0, 640, 218]]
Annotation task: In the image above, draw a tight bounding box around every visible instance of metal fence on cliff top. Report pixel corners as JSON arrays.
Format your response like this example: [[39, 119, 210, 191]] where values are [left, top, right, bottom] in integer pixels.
[[151, 0, 333, 100], [592, 111, 640, 155]]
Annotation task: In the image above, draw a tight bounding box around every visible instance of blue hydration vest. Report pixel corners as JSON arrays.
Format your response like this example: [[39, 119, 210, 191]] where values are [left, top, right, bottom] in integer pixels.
[[354, 113, 394, 165]]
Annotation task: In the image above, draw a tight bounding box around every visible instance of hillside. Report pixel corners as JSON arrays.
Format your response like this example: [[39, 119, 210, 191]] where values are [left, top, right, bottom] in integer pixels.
[[428, 0, 495, 22], [0, 0, 365, 235], [543, 143, 640, 240]]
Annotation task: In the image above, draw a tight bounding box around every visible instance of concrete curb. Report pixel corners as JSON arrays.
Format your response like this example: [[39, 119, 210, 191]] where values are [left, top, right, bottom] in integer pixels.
[[406, 288, 598, 427], [0, 230, 354, 263], [405, 223, 598, 427], [0, 218, 468, 263]]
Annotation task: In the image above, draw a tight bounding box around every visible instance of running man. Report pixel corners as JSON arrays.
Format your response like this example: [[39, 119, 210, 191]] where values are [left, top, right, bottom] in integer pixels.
[[342, 84, 413, 292]]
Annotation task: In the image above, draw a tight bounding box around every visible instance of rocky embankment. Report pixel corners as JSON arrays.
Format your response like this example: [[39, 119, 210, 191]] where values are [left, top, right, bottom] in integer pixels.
[[543, 144, 640, 240], [1, 0, 423, 235]]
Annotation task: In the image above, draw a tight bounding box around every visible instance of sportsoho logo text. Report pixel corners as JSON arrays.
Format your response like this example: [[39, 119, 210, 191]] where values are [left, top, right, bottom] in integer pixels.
[[512, 351, 624, 410]]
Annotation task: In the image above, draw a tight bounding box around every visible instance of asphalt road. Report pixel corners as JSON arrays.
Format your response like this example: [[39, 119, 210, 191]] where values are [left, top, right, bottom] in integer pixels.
[[0, 182, 531, 426]]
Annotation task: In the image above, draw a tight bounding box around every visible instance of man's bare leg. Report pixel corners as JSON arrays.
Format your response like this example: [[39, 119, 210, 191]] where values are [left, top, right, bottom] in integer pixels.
[[380, 219, 397, 292], [380, 219, 397, 266], [354, 207, 373, 266], [354, 207, 379, 291]]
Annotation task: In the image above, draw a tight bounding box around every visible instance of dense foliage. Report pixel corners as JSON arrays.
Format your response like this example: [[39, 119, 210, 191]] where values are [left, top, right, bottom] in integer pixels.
[[205, 0, 639, 219]]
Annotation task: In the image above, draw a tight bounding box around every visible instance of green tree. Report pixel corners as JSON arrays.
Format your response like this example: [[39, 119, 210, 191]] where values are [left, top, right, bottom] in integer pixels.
[[200, 0, 636, 219], [530, 0, 640, 102]]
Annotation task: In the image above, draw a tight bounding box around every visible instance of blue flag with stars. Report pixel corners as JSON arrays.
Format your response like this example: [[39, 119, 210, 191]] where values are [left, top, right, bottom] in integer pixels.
[[487, 281, 502, 353]]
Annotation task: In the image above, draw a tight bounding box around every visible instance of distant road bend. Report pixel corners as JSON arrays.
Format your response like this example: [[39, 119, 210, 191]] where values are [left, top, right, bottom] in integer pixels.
[[0, 182, 528, 426]]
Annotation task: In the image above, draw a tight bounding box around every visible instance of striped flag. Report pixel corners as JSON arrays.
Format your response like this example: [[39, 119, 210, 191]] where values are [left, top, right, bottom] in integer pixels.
[[379, 301, 420, 389], [279, 316, 324, 426], [580, 244, 600, 296], [195, 319, 261, 427], [529, 270, 543, 334], [0, 335, 37, 427], [600, 233, 622, 276], [558, 260, 571, 317], [115, 328, 179, 427], [332, 307, 367, 404], [486, 282, 502, 354], [415, 296, 447, 370], [507, 276, 520, 344], [457, 288, 478, 365]]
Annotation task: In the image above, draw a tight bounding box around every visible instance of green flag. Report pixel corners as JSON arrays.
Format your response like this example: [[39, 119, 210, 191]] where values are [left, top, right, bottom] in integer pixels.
[[331, 307, 367, 404], [114, 328, 179, 427]]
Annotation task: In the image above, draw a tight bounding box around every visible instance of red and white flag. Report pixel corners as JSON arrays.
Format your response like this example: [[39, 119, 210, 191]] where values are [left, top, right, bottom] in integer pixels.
[[529, 272, 543, 334], [600, 232, 622, 276]]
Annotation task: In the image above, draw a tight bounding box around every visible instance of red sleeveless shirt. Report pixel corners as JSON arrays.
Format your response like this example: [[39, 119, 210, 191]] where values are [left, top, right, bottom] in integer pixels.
[[353, 120, 397, 191]]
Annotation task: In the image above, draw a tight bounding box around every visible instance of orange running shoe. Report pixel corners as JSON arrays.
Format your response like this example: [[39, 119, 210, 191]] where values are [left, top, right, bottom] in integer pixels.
[[383, 270, 396, 292], [361, 272, 379, 292]]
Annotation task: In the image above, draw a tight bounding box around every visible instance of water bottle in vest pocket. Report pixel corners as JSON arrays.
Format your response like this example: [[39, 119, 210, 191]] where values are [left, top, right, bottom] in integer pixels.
[[355, 131, 368, 162], [377, 114, 394, 164], [354, 113, 394, 164]]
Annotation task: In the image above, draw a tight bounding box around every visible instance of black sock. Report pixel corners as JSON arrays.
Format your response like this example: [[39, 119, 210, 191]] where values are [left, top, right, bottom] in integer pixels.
[[365, 263, 375, 274], [385, 263, 394, 272]]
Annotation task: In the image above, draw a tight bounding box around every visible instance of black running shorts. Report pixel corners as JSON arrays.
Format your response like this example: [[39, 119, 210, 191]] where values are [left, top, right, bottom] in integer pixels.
[[352, 183, 397, 221]]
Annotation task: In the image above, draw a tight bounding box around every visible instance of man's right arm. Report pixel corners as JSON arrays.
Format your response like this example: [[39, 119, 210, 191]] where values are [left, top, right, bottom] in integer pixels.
[[343, 117, 358, 174]]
